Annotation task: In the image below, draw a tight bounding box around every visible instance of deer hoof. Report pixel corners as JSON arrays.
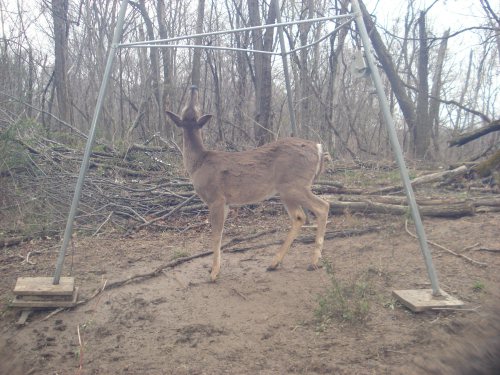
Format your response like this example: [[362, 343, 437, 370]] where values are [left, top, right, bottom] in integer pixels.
[[307, 264, 322, 271], [266, 264, 279, 272]]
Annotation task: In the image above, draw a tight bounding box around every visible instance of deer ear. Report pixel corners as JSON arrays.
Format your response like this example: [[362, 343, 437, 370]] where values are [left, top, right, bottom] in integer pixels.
[[166, 111, 183, 127], [197, 114, 213, 128]]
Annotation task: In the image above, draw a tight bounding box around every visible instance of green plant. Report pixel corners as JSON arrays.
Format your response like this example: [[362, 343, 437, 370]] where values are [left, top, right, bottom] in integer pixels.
[[472, 280, 485, 292], [383, 298, 398, 310], [171, 249, 190, 260], [0, 119, 41, 172], [315, 260, 371, 326]]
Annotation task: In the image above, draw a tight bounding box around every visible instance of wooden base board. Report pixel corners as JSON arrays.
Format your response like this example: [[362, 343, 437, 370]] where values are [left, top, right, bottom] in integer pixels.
[[392, 289, 464, 312], [12, 277, 78, 309], [14, 277, 75, 296], [11, 287, 79, 308]]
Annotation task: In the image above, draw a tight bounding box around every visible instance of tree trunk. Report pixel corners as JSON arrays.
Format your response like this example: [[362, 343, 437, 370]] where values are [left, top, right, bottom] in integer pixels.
[[414, 11, 432, 159], [248, 0, 276, 146], [298, 0, 314, 138], [156, 0, 172, 136], [357, 0, 418, 145], [328, 199, 475, 218], [130, 0, 165, 136], [429, 29, 450, 154], [51, 0, 71, 125], [449, 118, 500, 147], [192, 0, 206, 87]]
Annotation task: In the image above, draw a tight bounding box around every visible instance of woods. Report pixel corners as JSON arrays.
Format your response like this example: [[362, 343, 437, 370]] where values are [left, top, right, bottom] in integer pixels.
[[0, 0, 499, 241]]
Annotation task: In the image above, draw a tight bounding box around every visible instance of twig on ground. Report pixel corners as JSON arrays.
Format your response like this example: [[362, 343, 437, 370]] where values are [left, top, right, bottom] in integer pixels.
[[77, 324, 84, 375], [431, 306, 481, 312], [404, 220, 487, 267], [40, 307, 65, 322], [93, 212, 113, 237], [231, 288, 248, 300], [134, 194, 198, 232], [475, 247, 500, 253], [464, 243, 481, 251]]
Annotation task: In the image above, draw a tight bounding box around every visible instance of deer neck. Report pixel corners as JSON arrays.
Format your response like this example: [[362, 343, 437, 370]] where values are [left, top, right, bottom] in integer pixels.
[[182, 128, 207, 175]]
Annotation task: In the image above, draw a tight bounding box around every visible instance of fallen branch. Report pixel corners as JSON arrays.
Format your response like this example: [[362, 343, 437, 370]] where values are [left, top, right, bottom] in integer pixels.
[[133, 194, 198, 232], [368, 165, 468, 194], [221, 229, 279, 250], [328, 199, 475, 218], [449, 118, 500, 147], [0, 235, 33, 248], [475, 247, 500, 253]]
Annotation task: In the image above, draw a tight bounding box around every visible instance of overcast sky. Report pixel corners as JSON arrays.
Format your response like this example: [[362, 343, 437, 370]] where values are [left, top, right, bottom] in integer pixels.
[[366, 0, 490, 51]]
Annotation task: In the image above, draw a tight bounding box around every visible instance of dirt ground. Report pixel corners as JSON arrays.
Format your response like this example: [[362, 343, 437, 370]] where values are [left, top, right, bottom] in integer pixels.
[[0, 196, 499, 374]]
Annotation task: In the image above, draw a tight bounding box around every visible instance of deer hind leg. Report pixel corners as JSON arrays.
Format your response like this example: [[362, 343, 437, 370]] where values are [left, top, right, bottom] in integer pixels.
[[298, 190, 329, 270], [208, 201, 228, 282], [267, 201, 306, 271]]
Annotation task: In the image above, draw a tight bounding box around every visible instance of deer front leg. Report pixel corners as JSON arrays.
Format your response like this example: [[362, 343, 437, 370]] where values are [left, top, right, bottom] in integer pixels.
[[208, 201, 227, 282]]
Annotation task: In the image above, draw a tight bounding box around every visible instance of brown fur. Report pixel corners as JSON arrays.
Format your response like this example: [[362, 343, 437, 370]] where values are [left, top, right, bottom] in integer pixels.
[[166, 86, 329, 281]]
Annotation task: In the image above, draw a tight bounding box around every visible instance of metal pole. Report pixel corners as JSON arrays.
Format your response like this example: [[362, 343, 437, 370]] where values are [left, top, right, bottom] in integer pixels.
[[351, 0, 441, 295], [53, 0, 129, 284], [273, 0, 297, 136]]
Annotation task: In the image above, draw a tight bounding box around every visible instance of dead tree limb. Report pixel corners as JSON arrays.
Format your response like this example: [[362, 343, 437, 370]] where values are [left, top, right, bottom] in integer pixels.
[[328, 199, 475, 218], [134, 194, 198, 232], [449, 119, 500, 147], [368, 165, 468, 194]]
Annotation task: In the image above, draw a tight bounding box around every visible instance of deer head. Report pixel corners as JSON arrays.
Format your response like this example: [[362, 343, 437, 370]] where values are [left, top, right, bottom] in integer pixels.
[[165, 85, 212, 130]]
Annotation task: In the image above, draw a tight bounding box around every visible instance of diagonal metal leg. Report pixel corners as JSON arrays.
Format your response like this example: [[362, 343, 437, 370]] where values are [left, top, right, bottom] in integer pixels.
[[351, 0, 441, 296], [53, 0, 129, 284]]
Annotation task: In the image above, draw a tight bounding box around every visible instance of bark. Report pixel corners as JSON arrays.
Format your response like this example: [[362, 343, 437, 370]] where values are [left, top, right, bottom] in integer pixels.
[[156, 0, 172, 136], [473, 149, 500, 178], [454, 50, 474, 130], [414, 11, 432, 159], [192, 0, 206, 87], [129, 1, 165, 135], [429, 29, 450, 154], [51, 0, 71, 124], [325, 1, 349, 154], [247, 0, 276, 145], [357, 0, 417, 138], [449, 118, 500, 147], [368, 165, 469, 194], [328, 199, 475, 218], [297, 0, 314, 138]]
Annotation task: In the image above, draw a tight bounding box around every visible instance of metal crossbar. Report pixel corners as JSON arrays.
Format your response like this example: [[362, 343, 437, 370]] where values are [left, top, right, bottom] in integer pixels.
[[119, 14, 354, 48], [118, 19, 353, 57]]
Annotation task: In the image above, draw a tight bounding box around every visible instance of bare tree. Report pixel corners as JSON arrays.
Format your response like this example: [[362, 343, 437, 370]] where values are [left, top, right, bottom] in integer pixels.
[[414, 11, 432, 159], [192, 0, 206, 87], [51, 0, 71, 124], [247, 0, 276, 145], [429, 29, 449, 154]]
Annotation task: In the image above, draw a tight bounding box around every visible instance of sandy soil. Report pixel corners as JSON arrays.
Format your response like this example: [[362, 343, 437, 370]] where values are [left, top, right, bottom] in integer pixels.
[[0, 202, 499, 375]]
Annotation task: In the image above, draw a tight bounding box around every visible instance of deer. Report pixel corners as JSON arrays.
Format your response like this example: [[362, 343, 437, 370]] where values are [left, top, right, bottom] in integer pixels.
[[166, 86, 330, 282]]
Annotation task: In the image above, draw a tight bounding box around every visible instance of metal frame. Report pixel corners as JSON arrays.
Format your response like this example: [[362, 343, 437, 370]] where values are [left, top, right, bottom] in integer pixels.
[[52, 0, 442, 297]]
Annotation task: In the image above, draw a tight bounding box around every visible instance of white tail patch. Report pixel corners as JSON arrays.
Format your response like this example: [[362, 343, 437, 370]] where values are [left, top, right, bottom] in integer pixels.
[[315, 143, 323, 179]]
